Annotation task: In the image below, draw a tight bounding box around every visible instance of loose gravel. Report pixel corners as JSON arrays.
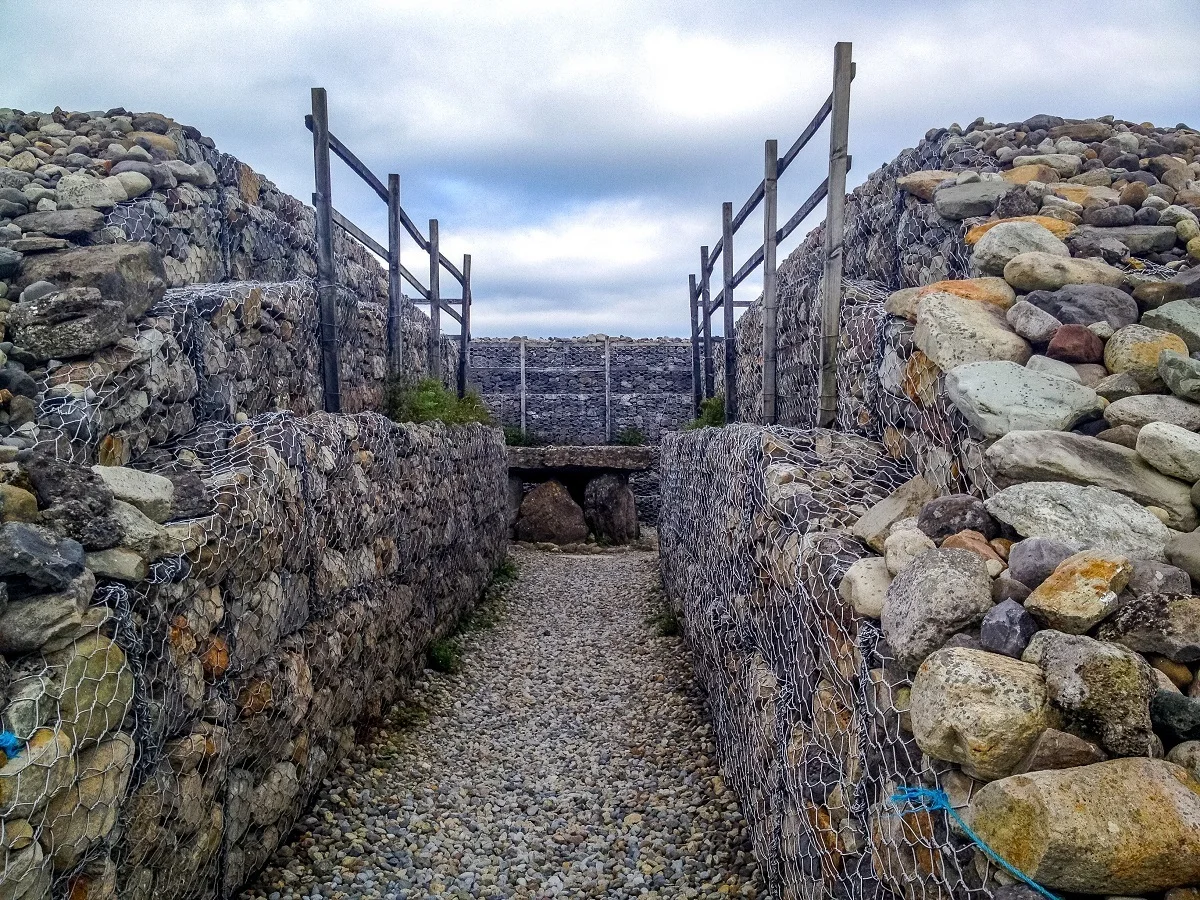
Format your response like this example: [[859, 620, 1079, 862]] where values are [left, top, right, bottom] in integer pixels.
[[241, 547, 766, 899]]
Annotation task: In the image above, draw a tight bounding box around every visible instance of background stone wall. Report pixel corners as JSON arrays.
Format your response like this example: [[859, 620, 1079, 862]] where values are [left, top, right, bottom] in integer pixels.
[[469, 336, 700, 445], [0, 106, 508, 900], [663, 114, 1200, 900]]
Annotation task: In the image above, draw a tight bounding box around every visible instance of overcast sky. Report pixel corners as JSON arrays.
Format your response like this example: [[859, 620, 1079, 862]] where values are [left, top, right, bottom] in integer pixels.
[[4, 0, 1199, 337]]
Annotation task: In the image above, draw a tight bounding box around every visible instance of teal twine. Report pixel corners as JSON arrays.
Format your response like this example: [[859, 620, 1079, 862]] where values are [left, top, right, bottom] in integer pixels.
[[888, 786, 1060, 900], [0, 731, 22, 758]]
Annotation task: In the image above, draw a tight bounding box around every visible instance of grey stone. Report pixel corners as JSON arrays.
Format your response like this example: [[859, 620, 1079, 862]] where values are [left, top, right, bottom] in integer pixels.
[[90, 465, 174, 523], [1095, 372, 1143, 402], [1106, 393, 1200, 431], [1023, 284, 1140, 330], [0, 247, 21, 278], [1127, 559, 1192, 596], [980, 599, 1040, 659], [583, 474, 639, 545], [881, 548, 995, 670], [1073, 224, 1180, 254], [985, 482, 1172, 561], [916, 493, 997, 541], [945, 361, 1103, 438], [1158, 350, 1200, 402], [1025, 354, 1082, 383], [1004, 252, 1126, 292], [16, 242, 166, 320], [1008, 537, 1081, 589], [933, 181, 1014, 219], [1098, 592, 1200, 663], [7, 286, 126, 362], [1150, 690, 1200, 743], [972, 221, 1068, 275], [1082, 204, 1136, 227], [1135, 420, 1200, 482], [1023, 629, 1159, 757], [849, 475, 937, 553], [1011, 727, 1107, 774], [11, 209, 105, 237], [1097, 424, 1141, 449], [986, 430, 1197, 531], [1143, 301, 1200, 354], [0, 571, 94, 654], [0, 523, 86, 594], [1006, 300, 1061, 343]]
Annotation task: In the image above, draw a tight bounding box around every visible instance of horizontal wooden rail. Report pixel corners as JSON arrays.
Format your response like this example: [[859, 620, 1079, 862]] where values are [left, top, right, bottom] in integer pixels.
[[332, 206, 431, 300]]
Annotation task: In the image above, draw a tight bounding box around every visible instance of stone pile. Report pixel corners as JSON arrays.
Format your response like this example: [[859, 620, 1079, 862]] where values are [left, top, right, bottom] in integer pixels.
[[0, 413, 508, 900], [663, 112, 1200, 900]]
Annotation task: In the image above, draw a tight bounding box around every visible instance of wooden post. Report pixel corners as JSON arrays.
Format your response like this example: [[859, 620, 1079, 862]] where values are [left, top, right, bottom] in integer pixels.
[[818, 41, 853, 428], [722, 201, 737, 423], [700, 245, 714, 399], [310, 87, 341, 412], [762, 139, 779, 425], [519, 337, 527, 436], [458, 254, 472, 398], [688, 274, 702, 416], [427, 218, 441, 383], [387, 173, 403, 378]]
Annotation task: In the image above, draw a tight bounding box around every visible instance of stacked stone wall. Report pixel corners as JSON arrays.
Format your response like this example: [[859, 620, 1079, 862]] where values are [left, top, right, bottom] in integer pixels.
[[663, 114, 1200, 899]]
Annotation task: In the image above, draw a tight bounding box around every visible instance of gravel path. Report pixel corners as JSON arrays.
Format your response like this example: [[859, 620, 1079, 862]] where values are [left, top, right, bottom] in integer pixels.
[[242, 547, 766, 900]]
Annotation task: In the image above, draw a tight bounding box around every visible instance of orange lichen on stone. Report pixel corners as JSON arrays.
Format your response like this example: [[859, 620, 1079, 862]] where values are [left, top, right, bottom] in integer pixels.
[[965, 216, 1077, 244]]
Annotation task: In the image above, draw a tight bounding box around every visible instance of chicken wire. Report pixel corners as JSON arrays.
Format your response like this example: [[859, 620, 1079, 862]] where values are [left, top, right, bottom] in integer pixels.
[[658, 425, 1005, 900]]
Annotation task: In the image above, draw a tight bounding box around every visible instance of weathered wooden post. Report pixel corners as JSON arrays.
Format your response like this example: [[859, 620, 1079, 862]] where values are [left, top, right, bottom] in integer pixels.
[[688, 274, 702, 416], [310, 87, 341, 412], [721, 202, 737, 423], [428, 218, 441, 382], [458, 254, 472, 398], [762, 139, 779, 425], [818, 41, 853, 428], [387, 173, 403, 378], [700, 245, 714, 399]]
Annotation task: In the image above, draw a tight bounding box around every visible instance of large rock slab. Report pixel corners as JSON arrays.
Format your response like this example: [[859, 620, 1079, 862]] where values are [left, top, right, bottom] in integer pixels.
[[971, 221, 1069, 276], [1003, 251, 1125, 292], [933, 180, 1014, 219], [1023, 549, 1132, 633], [910, 647, 1053, 781], [1074, 224, 1180, 255], [945, 361, 1103, 438], [16, 242, 166, 320], [881, 548, 994, 670], [967, 758, 1200, 894], [507, 445, 655, 473], [7, 286, 127, 362], [1023, 629, 1158, 757], [91, 465, 175, 523], [1105, 393, 1200, 430], [914, 293, 1031, 371], [1136, 421, 1200, 482], [985, 482, 1172, 560], [1022, 283, 1139, 329], [514, 480, 588, 544], [12, 209, 105, 237], [985, 430, 1198, 531]]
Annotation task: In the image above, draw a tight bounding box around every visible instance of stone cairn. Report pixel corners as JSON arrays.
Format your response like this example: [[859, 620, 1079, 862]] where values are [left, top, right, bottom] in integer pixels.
[[0, 106, 509, 900], [662, 115, 1200, 900]]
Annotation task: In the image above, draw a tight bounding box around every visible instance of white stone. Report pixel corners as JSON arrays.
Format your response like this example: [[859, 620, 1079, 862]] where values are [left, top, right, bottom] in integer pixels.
[[972, 221, 1069, 276], [945, 360, 1103, 439], [1136, 421, 1200, 483], [914, 292, 1031, 372], [884, 528, 936, 576], [839, 557, 892, 619]]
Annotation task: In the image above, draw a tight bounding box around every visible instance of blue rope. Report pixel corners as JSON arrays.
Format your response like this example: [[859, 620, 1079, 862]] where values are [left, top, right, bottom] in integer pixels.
[[888, 786, 1060, 900], [0, 731, 23, 759]]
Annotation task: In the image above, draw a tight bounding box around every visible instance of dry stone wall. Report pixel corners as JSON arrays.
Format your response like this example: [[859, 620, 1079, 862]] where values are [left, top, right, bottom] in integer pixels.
[[663, 114, 1200, 900], [0, 105, 508, 900]]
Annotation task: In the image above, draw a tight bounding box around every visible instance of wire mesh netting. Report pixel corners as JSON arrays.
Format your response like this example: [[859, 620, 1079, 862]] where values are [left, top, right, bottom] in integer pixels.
[[658, 425, 1004, 900]]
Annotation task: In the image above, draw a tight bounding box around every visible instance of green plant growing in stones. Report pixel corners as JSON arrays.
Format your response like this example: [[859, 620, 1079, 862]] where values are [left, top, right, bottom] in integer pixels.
[[427, 639, 461, 673], [614, 425, 646, 446], [503, 425, 546, 446], [385, 377, 493, 425], [685, 394, 726, 430], [648, 607, 681, 637]]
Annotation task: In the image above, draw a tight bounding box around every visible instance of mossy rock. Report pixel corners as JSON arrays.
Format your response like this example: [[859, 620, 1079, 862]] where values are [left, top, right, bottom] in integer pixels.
[[45, 634, 134, 748]]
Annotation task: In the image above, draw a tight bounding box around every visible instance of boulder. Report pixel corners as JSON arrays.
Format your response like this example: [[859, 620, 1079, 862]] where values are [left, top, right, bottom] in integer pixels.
[[12, 209, 105, 238], [0, 727, 76, 819], [1128, 559, 1192, 596], [1167, 530, 1200, 587], [971, 221, 1069, 276], [44, 633, 135, 747], [55, 172, 123, 210], [909, 647, 1052, 781], [1099, 593, 1200, 663], [985, 430, 1198, 531], [1151, 690, 1200, 743], [979, 599, 1040, 659], [916, 493, 996, 542], [967, 758, 1200, 894], [1105, 324, 1190, 390], [1025, 354, 1081, 382], [1159, 350, 1200, 402], [1023, 629, 1158, 757], [1105, 393, 1200, 431], [1024, 549, 1132, 633], [966, 215, 1075, 243], [849, 475, 937, 553], [881, 548, 994, 670], [583, 474, 639, 544], [1007, 537, 1080, 589], [1045, 324, 1103, 363], [1003, 251, 1125, 292], [0, 523, 86, 594], [1014, 153, 1082, 177], [944, 361, 1102, 438], [1143, 300, 1200, 354], [514, 481, 588, 544], [883, 528, 935, 576], [7, 286, 127, 362], [1136, 421, 1200, 482], [985, 482, 1172, 561], [16, 242, 166, 320], [933, 180, 1014, 219], [896, 170, 955, 202], [1005, 300, 1061, 343], [916, 277, 1016, 309], [914, 292, 1031, 371], [1011, 727, 1107, 774], [838, 557, 891, 619], [1075, 223, 1180, 255], [91, 465, 175, 523], [0, 570, 95, 654]]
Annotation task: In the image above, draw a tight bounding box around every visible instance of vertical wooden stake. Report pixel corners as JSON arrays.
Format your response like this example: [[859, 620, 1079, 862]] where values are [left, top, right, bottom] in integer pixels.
[[688, 274, 702, 417], [458, 254, 472, 399], [310, 87, 341, 412], [428, 218, 441, 383], [700, 245, 714, 399], [387, 173, 403, 378], [722, 202, 737, 423], [818, 41, 853, 428], [519, 337, 527, 436], [762, 139, 779, 425]]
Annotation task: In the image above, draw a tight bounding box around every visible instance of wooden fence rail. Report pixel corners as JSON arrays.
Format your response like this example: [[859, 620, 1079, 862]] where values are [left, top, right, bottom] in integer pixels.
[[688, 42, 854, 425], [306, 87, 473, 411]]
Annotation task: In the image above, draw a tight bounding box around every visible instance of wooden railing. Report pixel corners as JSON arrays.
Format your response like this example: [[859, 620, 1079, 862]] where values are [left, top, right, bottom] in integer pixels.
[[689, 42, 853, 425], [307, 87, 473, 412]]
